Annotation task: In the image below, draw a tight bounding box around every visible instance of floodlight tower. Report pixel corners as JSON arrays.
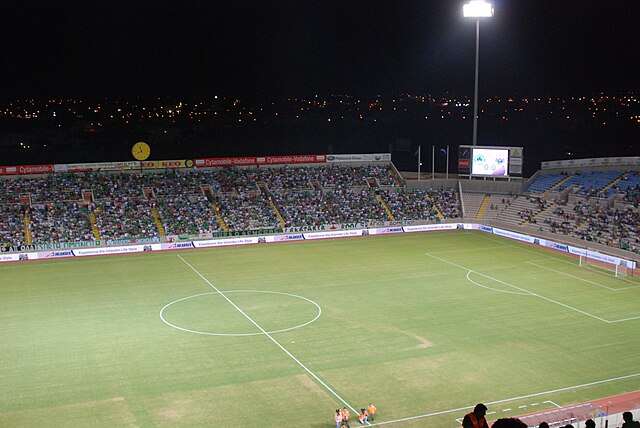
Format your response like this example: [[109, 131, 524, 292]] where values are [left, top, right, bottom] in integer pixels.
[[463, 0, 494, 146]]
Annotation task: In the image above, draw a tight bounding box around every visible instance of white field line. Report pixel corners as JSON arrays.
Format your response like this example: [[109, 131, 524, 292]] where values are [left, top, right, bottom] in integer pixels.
[[360, 372, 640, 427], [466, 271, 531, 296], [176, 255, 368, 424], [416, 247, 489, 255], [608, 314, 640, 323], [473, 231, 640, 286], [425, 253, 612, 323], [527, 260, 640, 291]]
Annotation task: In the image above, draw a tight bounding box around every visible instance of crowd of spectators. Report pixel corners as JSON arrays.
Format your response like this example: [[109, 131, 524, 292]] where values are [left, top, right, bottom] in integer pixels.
[[213, 192, 279, 231], [0, 164, 418, 244], [156, 195, 222, 236], [93, 198, 157, 241], [431, 188, 462, 219], [0, 204, 25, 247], [380, 189, 438, 221], [519, 197, 550, 223], [6, 165, 638, 255], [28, 203, 94, 244], [571, 201, 640, 253]]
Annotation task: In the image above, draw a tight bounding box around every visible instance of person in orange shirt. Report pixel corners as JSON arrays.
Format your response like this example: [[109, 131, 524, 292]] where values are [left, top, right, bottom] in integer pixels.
[[341, 407, 351, 428], [462, 403, 489, 428], [334, 409, 343, 428], [367, 403, 377, 422], [358, 408, 368, 425]]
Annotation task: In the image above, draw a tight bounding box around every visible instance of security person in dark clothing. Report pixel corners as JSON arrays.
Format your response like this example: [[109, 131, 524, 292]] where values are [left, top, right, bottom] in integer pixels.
[[462, 403, 489, 428]]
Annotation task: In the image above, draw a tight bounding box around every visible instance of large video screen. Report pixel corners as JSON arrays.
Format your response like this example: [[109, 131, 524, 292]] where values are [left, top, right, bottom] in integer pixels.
[[471, 148, 509, 177]]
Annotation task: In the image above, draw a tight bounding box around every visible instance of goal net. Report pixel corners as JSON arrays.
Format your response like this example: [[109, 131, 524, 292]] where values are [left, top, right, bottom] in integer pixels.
[[579, 254, 631, 278]]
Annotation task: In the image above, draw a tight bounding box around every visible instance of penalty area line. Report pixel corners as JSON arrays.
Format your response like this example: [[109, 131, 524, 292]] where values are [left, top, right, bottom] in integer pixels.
[[425, 253, 612, 324]]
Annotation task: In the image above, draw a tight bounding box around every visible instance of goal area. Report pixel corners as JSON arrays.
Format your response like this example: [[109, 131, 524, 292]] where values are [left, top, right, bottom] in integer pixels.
[[579, 254, 633, 278]]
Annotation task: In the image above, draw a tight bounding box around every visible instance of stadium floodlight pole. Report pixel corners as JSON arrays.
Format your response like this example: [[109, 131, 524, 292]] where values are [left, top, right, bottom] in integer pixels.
[[463, 0, 494, 146], [417, 145, 421, 180], [446, 145, 450, 179], [431, 145, 435, 180]]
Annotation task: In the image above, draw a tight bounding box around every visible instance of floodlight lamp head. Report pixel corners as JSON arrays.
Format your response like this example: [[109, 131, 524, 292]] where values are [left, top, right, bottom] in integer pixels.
[[463, 0, 494, 18]]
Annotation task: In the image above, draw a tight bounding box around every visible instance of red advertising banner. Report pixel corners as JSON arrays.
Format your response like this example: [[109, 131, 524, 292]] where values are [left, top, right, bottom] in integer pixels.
[[193, 155, 326, 168], [1, 154, 329, 175], [0, 164, 55, 175], [458, 159, 470, 169]]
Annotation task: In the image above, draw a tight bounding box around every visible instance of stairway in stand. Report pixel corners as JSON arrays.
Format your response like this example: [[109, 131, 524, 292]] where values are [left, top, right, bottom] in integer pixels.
[[89, 211, 101, 240], [375, 194, 396, 221], [268, 199, 286, 227], [23, 215, 32, 245], [476, 194, 491, 220], [211, 203, 229, 232], [151, 207, 166, 237]]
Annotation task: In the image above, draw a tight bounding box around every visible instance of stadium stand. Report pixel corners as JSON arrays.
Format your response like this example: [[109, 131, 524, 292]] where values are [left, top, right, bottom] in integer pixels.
[[1, 161, 638, 256], [525, 173, 568, 193]]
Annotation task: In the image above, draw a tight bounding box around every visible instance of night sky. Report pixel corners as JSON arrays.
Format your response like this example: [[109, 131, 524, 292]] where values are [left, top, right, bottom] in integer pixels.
[[3, 0, 638, 98]]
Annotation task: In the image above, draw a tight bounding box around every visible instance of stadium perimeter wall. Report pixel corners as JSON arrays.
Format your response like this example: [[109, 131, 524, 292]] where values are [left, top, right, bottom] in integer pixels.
[[469, 218, 638, 262], [402, 176, 524, 194], [2, 223, 636, 272]]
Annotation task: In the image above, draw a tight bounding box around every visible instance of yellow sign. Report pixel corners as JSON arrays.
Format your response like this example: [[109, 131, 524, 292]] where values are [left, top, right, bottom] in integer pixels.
[[140, 160, 189, 169]]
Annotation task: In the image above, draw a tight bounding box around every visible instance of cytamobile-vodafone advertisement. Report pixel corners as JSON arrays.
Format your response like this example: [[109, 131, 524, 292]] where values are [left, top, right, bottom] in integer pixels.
[[0, 164, 54, 175], [193, 155, 326, 167]]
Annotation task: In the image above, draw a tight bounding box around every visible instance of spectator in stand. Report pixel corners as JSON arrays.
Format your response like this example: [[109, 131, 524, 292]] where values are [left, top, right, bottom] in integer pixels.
[[491, 418, 527, 428], [462, 403, 489, 428], [622, 411, 640, 428]]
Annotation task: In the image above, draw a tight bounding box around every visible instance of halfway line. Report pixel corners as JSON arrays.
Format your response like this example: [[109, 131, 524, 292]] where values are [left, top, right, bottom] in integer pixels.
[[176, 255, 366, 423]]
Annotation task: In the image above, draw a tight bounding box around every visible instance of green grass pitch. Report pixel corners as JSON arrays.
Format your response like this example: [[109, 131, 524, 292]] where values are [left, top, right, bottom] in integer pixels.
[[1, 230, 639, 427]]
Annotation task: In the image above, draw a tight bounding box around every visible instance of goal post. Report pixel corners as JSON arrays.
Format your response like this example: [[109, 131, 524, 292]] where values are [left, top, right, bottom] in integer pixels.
[[579, 254, 632, 278]]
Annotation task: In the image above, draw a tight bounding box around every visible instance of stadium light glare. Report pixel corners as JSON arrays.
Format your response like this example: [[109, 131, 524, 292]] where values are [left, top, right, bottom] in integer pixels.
[[463, 0, 494, 18]]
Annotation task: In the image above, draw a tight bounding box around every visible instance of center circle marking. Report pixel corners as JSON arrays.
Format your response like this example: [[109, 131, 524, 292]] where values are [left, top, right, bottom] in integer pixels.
[[159, 290, 322, 336]]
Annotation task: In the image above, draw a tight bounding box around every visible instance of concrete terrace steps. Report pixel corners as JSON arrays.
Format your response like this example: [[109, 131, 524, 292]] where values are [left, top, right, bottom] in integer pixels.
[[462, 193, 514, 222], [476, 194, 491, 219], [461, 193, 486, 219]]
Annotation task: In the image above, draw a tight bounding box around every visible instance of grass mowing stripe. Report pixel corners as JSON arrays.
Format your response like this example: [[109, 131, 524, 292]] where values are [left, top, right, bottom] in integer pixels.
[[176, 254, 368, 423]]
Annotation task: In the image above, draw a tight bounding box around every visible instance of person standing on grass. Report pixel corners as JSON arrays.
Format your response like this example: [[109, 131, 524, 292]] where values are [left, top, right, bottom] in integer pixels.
[[335, 408, 343, 428], [367, 403, 377, 421], [358, 409, 368, 425], [462, 403, 489, 428], [341, 407, 350, 428]]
